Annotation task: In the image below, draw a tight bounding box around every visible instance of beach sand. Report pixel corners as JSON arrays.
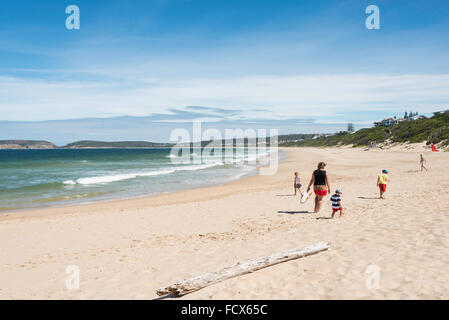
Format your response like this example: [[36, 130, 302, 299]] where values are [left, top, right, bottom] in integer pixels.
[[1, 146, 448, 300]]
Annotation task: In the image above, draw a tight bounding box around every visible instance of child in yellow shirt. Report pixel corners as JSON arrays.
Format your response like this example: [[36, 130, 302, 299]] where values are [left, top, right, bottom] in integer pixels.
[[377, 169, 389, 199]]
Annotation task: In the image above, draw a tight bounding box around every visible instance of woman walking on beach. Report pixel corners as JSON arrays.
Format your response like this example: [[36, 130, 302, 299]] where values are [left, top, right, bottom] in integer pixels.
[[307, 162, 331, 213]]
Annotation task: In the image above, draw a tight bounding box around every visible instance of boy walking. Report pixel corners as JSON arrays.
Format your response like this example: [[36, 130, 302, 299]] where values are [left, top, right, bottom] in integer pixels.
[[330, 189, 344, 218], [377, 169, 389, 199]]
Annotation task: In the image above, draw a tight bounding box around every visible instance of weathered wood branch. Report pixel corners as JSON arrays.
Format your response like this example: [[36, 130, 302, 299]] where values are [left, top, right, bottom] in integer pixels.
[[157, 241, 330, 297]]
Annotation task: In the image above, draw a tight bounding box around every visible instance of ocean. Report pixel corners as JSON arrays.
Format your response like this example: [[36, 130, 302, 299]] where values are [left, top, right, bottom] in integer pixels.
[[0, 148, 273, 212]]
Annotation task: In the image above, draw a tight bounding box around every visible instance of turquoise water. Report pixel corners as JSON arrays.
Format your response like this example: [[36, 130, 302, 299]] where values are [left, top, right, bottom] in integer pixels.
[[0, 148, 271, 212]]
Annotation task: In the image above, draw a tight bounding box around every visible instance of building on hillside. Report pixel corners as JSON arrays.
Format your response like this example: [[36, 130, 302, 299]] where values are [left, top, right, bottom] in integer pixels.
[[433, 110, 449, 116], [407, 115, 426, 121], [374, 114, 424, 127], [374, 118, 398, 127]]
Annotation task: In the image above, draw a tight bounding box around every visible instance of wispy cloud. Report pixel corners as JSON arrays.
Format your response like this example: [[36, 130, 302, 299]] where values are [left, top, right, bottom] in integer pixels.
[[0, 74, 448, 122], [0, 109, 325, 145]]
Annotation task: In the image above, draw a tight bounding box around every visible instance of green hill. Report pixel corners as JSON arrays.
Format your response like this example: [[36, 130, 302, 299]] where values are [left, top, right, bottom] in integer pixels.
[[0, 140, 56, 149], [280, 111, 449, 148]]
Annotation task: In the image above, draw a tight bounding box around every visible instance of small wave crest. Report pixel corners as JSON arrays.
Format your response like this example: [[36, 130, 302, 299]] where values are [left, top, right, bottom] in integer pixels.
[[166, 152, 200, 158], [63, 162, 224, 185]]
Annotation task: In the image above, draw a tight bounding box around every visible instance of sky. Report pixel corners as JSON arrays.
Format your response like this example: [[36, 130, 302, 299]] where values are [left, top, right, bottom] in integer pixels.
[[0, 0, 449, 144]]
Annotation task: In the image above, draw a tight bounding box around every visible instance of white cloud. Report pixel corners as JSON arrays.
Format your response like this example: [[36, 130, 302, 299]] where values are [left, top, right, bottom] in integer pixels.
[[0, 73, 448, 121], [153, 117, 224, 123]]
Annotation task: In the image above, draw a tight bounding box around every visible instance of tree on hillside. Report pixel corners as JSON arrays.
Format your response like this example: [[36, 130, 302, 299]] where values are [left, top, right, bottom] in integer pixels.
[[404, 111, 408, 119], [347, 123, 355, 133]]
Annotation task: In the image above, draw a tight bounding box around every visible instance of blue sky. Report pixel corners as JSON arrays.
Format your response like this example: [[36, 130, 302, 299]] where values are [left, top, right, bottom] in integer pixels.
[[1, 0, 449, 143]]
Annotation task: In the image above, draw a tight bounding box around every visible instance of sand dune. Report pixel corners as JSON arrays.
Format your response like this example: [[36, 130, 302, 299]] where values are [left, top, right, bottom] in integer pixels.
[[1, 146, 448, 299]]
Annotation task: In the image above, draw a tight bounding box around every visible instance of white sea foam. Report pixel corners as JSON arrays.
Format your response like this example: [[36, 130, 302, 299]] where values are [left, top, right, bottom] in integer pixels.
[[64, 162, 225, 185], [167, 153, 199, 158], [179, 162, 224, 171], [62, 151, 270, 186], [76, 174, 139, 185]]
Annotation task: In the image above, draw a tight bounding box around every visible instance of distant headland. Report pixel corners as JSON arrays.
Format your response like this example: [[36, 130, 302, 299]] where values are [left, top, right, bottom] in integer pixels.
[[0, 140, 174, 150], [2, 110, 448, 150]]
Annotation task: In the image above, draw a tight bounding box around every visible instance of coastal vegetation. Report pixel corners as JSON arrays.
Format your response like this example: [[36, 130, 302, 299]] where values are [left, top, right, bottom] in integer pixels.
[[0, 140, 56, 149], [280, 110, 449, 148]]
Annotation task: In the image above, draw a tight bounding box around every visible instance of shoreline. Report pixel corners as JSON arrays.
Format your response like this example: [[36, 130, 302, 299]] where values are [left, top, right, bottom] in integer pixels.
[[0, 143, 428, 220], [0, 150, 285, 221]]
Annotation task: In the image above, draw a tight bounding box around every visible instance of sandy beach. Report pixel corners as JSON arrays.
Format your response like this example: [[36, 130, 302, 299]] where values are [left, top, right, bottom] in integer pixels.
[[1, 146, 448, 300]]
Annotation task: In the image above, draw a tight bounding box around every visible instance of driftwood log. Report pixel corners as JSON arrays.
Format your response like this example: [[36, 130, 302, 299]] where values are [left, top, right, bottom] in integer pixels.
[[157, 241, 330, 297]]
